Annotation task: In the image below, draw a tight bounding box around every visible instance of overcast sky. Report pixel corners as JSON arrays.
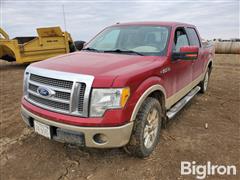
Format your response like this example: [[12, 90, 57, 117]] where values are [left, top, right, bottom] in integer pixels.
[[1, 0, 239, 41]]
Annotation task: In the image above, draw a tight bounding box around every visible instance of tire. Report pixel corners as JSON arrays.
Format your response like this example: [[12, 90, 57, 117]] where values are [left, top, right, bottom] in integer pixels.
[[1, 55, 16, 62], [199, 68, 210, 93], [125, 97, 162, 158]]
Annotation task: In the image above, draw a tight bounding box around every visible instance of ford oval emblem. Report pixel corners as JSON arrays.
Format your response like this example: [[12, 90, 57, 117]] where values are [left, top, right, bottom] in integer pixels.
[[37, 87, 55, 97]]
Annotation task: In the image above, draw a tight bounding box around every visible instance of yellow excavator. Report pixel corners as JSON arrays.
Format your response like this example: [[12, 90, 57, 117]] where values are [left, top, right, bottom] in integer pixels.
[[0, 26, 77, 64]]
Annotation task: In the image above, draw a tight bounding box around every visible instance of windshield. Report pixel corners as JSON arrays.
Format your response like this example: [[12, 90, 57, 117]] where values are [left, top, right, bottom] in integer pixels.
[[85, 25, 170, 56]]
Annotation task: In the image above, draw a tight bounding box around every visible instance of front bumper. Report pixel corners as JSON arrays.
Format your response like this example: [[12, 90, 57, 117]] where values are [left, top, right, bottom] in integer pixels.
[[21, 106, 133, 148]]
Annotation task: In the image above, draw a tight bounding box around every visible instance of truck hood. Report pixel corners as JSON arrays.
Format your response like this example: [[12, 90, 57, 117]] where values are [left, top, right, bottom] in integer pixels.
[[32, 51, 159, 87]]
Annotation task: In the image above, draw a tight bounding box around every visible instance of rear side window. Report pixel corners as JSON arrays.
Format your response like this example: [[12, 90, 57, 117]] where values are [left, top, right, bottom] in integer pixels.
[[186, 28, 201, 47]]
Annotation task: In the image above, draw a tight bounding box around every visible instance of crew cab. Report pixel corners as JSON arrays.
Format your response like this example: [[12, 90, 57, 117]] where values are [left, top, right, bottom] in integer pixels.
[[21, 22, 214, 157]]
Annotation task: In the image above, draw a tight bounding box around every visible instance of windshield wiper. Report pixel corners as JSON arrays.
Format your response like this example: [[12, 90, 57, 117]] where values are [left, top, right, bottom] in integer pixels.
[[82, 47, 100, 52], [103, 49, 144, 56]]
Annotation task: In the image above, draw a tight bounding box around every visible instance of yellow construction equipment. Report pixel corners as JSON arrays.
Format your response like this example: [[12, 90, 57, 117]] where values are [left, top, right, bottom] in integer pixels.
[[0, 26, 75, 63]]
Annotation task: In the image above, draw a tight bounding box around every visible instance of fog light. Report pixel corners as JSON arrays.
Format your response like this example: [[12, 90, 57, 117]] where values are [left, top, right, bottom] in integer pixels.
[[93, 133, 108, 144]]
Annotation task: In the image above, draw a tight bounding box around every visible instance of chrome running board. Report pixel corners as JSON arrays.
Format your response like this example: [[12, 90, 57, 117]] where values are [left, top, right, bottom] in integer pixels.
[[166, 86, 201, 119]]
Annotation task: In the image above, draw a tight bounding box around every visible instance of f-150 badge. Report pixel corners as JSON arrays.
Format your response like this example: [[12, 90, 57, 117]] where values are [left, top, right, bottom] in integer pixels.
[[160, 67, 171, 74]]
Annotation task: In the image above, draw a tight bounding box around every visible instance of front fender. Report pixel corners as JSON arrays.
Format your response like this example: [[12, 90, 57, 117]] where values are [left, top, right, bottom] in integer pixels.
[[128, 76, 166, 122]]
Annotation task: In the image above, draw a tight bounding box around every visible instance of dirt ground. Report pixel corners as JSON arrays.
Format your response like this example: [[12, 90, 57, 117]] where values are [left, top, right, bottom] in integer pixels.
[[0, 54, 239, 180]]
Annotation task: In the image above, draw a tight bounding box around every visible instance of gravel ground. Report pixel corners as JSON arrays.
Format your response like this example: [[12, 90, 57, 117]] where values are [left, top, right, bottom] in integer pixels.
[[0, 54, 239, 180]]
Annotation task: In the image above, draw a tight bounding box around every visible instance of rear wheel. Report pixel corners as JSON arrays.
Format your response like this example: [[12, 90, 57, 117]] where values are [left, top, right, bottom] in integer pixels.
[[200, 68, 210, 93], [125, 97, 162, 158]]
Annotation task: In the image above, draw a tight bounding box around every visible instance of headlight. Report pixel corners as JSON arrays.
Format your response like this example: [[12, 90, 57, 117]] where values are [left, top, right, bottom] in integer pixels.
[[90, 87, 130, 117]]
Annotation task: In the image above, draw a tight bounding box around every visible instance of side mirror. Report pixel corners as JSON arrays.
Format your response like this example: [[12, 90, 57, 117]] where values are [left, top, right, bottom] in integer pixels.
[[74, 41, 86, 51], [172, 46, 199, 61]]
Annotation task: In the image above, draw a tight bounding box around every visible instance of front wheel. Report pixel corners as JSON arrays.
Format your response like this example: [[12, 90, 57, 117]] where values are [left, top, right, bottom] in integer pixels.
[[125, 97, 162, 158]]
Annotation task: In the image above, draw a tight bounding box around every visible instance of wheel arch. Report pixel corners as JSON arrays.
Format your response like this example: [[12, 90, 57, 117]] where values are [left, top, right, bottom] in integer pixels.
[[130, 84, 167, 122], [208, 60, 213, 74], [0, 44, 17, 61], [206, 59, 213, 73]]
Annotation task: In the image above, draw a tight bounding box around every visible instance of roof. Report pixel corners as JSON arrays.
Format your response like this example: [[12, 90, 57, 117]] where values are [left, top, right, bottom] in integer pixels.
[[111, 21, 194, 27]]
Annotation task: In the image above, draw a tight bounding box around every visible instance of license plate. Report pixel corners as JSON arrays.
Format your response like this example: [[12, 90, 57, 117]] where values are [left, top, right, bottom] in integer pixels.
[[34, 121, 51, 139]]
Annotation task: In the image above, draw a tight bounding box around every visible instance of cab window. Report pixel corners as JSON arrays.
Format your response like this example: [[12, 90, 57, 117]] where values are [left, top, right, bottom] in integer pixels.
[[186, 27, 201, 47], [173, 27, 189, 52]]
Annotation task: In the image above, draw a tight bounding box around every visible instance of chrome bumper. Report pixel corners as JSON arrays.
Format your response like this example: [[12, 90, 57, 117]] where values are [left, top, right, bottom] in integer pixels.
[[21, 106, 133, 148]]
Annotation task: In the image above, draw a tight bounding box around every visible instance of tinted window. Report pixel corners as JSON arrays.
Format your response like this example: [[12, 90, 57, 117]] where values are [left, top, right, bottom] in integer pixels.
[[186, 28, 200, 47], [173, 28, 189, 52]]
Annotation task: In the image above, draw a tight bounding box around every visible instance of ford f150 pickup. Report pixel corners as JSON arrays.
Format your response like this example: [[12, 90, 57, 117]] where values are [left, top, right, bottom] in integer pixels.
[[21, 22, 214, 157]]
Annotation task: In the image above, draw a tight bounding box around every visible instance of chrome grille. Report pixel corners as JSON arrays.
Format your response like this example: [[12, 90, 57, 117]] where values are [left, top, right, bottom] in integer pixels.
[[55, 91, 71, 100], [29, 83, 38, 92], [78, 83, 86, 112], [30, 74, 73, 89], [29, 94, 70, 111], [24, 67, 94, 117], [29, 83, 71, 100]]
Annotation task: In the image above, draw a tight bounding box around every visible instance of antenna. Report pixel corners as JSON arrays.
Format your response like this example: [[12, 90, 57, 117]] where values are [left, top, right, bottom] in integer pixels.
[[62, 4, 67, 31]]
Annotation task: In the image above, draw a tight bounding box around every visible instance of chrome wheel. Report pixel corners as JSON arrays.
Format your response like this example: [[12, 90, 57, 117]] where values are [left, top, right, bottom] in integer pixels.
[[204, 72, 209, 91], [144, 108, 159, 149], [125, 97, 162, 157]]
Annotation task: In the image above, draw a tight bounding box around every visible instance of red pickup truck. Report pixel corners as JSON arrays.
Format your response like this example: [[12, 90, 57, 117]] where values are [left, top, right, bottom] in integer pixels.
[[21, 22, 214, 157]]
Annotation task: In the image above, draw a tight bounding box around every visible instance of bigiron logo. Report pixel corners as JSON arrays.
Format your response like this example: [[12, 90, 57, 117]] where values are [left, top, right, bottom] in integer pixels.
[[181, 161, 237, 179]]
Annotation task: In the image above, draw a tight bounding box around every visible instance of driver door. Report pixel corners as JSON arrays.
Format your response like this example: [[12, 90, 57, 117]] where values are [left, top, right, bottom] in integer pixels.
[[168, 27, 193, 104]]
